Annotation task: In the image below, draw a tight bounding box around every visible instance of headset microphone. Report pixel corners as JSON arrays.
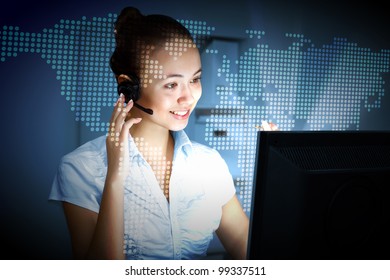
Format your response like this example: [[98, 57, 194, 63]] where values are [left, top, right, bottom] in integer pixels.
[[132, 102, 154, 115], [117, 75, 154, 115]]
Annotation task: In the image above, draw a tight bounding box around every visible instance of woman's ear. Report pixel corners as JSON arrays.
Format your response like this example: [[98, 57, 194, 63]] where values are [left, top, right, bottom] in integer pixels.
[[117, 74, 131, 84]]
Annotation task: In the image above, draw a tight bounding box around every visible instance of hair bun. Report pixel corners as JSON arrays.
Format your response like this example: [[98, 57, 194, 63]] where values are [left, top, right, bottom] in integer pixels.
[[110, 6, 196, 78], [114, 7, 143, 36]]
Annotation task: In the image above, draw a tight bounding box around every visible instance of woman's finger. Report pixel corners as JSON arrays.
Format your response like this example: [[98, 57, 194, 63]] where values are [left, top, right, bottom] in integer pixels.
[[261, 121, 271, 131], [108, 97, 132, 146], [257, 121, 280, 131], [113, 98, 134, 132], [269, 122, 279, 131], [109, 94, 125, 125], [120, 117, 142, 142]]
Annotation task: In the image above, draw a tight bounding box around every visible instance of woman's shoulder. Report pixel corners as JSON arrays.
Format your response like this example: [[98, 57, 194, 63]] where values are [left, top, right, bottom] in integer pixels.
[[51, 135, 107, 212], [191, 141, 219, 154], [174, 130, 222, 159], [188, 141, 228, 166], [61, 135, 107, 165]]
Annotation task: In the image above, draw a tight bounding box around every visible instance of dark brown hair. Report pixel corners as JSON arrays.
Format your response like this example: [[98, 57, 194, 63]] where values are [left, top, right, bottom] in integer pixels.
[[110, 7, 195, 78]]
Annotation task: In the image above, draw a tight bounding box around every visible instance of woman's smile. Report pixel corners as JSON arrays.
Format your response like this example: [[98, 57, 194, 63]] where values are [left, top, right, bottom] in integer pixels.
[[169, 109, 190, 119]]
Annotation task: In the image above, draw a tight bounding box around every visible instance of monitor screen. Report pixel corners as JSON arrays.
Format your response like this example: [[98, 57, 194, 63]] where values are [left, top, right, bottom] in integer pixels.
[[247, 130, 390, 260]]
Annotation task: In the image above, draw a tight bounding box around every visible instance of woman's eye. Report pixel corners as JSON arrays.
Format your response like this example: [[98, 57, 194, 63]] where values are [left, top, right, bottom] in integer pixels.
[[165, 83, 177, 89], [191, 77, 202, 84]]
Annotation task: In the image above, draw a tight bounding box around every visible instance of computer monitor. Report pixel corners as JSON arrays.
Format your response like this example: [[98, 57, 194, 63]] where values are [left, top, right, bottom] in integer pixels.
[[247, 130, 390, 260]]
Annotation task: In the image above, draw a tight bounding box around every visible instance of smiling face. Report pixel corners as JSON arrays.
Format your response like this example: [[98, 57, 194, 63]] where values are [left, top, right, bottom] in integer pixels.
[[134, 39, 202, 132]]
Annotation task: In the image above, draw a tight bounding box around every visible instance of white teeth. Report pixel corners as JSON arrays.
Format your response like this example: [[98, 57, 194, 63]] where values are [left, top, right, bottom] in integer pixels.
[[171, 110, 188, 116]]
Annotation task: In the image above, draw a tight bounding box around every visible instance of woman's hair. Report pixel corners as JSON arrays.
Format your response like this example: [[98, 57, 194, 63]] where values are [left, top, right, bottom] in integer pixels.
[[110, 7, 195, 78]]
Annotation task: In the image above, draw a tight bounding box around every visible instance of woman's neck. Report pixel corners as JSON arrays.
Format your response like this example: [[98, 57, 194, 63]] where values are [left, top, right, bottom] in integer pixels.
[[129, 120, 173, 156], [130, 120, 174, 201]]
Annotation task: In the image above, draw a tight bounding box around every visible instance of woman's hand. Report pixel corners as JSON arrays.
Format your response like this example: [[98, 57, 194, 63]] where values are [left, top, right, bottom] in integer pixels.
[[73, 94, 143, 260], [105, 94, 142, 185], [257, 120, 279, 131]]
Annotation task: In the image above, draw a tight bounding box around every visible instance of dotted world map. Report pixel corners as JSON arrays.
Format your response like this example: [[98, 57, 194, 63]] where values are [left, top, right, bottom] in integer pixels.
[[1, 13, 389, 212]]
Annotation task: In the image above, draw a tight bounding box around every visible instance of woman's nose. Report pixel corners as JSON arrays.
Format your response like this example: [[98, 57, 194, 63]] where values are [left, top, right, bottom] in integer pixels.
[[178, 85, 195, 105]]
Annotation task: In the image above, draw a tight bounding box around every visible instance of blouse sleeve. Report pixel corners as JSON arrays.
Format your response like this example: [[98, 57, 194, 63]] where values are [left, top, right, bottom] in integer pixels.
[[211, 150, 236, 206], [193, 144, 236, 207], [49, 146, 106, 213]]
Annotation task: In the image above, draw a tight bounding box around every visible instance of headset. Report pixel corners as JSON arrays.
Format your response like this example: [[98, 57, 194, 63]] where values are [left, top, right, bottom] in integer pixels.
[[117, 74, 153, 115]]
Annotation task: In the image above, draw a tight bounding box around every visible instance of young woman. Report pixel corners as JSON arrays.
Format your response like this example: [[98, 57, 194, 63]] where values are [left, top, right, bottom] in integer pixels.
[[49, 6, 249, 260]]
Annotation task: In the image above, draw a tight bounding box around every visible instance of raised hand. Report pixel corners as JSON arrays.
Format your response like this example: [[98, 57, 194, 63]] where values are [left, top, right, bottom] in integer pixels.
[[105, 94, 142, 185], [257, 120, 279, 131]]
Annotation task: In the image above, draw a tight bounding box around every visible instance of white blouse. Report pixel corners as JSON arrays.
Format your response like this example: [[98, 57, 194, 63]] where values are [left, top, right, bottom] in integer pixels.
[[49, 130, 236, 259]]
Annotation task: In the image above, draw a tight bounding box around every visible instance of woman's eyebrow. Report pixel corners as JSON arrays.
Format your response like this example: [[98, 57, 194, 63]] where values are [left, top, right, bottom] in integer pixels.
[[164, 68, 202, 79], [193, 68, 202, 75]]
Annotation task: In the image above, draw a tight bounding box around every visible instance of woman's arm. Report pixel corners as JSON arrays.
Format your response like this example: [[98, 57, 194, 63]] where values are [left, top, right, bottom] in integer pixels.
[[62, 169, 127, 260], [62, 96, 141, 259], [216, 195, 249, 260], [62, 202, 100, 259]]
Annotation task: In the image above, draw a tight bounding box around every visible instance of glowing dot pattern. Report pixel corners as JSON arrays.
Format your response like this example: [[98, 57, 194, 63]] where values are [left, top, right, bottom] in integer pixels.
[[206, 31, 390, 213], [0, 15, 212, 133], [164, 37, 197, 60], [134, 137, 172, 201], [178, 19, 215, 51], [1, 15, 389, 215], [137, 44, 157, 88], [123, 159, 159, 258], [1, 16, 117, 132], [123, 137, 172, 258]]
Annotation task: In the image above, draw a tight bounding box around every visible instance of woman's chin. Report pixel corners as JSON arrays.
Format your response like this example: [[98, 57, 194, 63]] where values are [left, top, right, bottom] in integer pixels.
[[168, 121, 189, 132]]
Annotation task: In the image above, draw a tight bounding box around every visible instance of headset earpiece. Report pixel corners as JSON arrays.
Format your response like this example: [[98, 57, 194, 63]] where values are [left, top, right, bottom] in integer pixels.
[[116, 74, 154, 115], [117, 74, 140, 103]]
